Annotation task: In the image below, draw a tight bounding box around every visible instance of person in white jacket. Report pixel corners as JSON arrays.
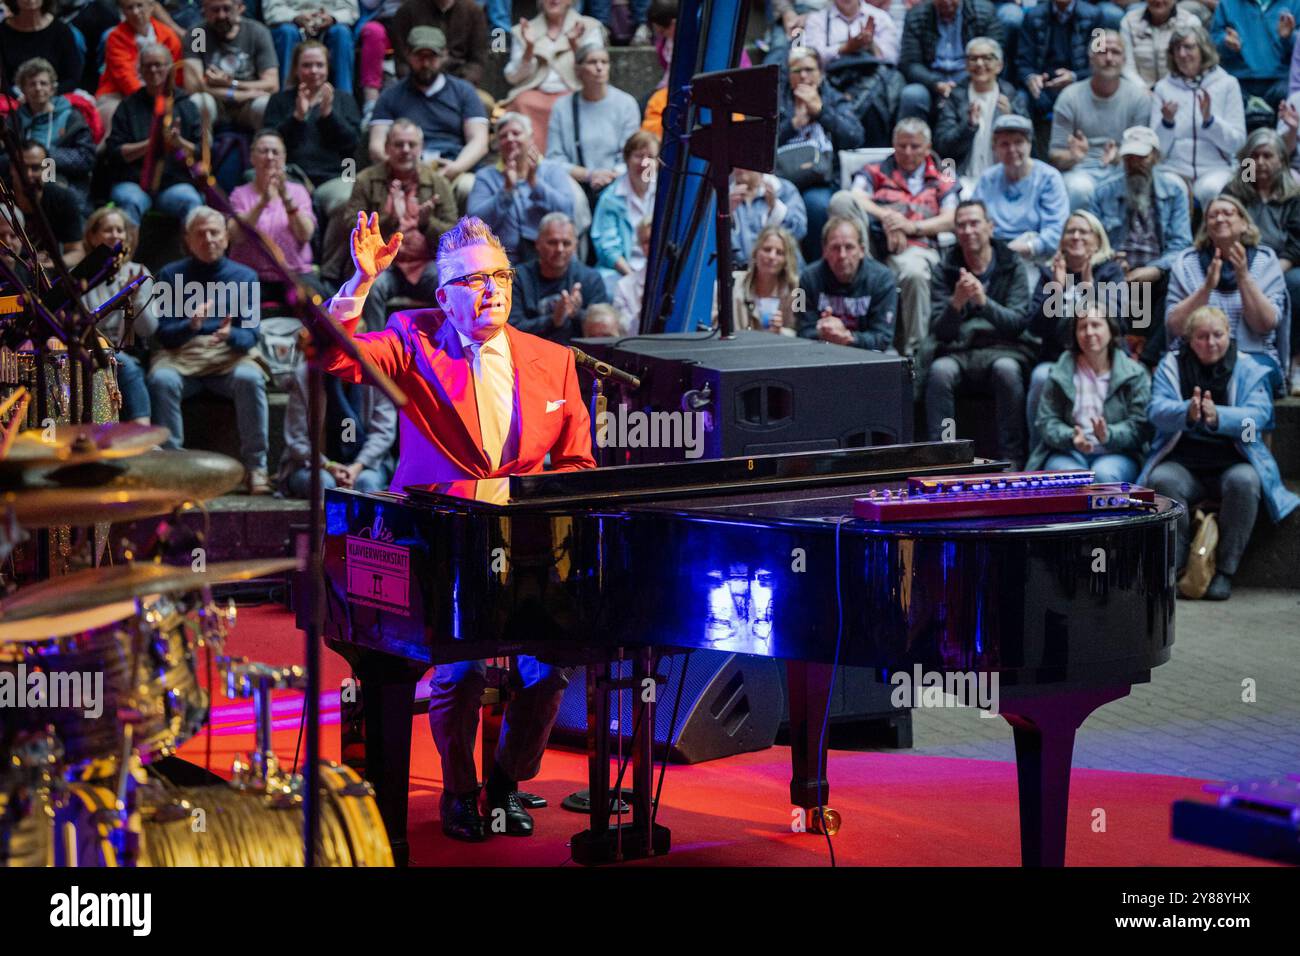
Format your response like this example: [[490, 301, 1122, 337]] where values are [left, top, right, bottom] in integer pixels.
[[1152, 22, 1245, 209]]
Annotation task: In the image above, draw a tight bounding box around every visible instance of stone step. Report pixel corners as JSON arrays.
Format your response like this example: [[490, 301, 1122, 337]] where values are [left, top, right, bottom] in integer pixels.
[[181, 390, 290, 480]]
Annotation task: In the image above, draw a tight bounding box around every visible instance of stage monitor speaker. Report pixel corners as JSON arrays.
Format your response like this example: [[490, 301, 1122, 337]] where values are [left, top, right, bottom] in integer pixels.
[[575, 333, 912, 464], [777, 665, 913, 749], [550, 651, 785, 764]]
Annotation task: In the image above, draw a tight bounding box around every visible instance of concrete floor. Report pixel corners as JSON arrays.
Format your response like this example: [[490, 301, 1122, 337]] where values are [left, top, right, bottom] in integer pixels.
[[897, 589, 1300, 782]]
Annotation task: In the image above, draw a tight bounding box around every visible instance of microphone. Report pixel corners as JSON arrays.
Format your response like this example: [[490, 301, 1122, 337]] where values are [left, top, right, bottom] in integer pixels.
[[570, 346, 641, 390], [90, 272, 149, 321]]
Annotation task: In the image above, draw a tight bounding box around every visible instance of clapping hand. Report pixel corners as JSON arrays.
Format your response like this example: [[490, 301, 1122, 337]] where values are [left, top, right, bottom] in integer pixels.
[[1160, 97, 1178, 123], [551, 283, 584, 327], [1188, 385, 1204, 425], [1281, 11, 1296, 40], [1067, 129, 1090, 163], [1224, 27, 1241, 53], [1092, 417, 1109, 445], [1100, 139, 1118, 166], [1072, 425, 1094, 453], [1203, 247, 1223, 291], [1280, 100, 1300, 131], [211, 316, 233, 343], [1197, 89, 1212, 125]]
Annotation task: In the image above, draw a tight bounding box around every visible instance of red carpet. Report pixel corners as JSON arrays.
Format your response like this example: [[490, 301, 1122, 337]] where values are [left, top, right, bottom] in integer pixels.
[[176, 604, 1268, 867]]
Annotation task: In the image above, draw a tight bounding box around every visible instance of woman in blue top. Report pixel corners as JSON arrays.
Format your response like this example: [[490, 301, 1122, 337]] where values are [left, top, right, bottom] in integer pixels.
[[1139, 305, 1300, 600]]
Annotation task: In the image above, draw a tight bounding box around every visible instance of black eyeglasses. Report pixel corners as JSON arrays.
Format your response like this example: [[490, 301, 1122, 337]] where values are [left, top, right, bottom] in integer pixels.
[[443, 269, 516, 291]]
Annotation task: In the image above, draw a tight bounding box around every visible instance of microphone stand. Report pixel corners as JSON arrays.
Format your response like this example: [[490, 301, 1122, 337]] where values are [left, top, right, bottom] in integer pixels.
[[171, 142, 407, 867]]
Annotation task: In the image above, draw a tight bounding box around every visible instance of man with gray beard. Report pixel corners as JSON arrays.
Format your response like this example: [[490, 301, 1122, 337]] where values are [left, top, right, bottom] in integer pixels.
[[1086, 126, 1192, 360]]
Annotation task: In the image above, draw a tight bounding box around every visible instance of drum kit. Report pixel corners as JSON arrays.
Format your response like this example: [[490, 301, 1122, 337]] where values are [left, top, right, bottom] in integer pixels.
[[0, 411, 393, 868]]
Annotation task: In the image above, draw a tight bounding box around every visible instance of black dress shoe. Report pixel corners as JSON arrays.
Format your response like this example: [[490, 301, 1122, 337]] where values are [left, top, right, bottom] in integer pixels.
[[442, 794, 487, 842], [1204, 572, 1233, 601], [484, 789, 534, 836]]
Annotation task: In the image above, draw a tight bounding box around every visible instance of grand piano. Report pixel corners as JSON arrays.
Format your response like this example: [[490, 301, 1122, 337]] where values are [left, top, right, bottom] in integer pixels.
[[320, 440, 1178, 866]]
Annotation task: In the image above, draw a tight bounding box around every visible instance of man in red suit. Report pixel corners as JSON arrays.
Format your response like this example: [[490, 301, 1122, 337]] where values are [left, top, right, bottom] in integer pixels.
[[323, 212, 595, 842]]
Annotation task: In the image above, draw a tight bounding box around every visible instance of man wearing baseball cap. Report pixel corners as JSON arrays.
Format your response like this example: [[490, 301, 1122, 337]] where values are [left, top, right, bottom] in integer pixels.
[[367, 25, 489, 208], [390, 0, 490, 86]]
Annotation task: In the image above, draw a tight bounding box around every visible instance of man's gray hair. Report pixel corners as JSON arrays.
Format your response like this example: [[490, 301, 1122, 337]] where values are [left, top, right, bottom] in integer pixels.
[[965, 36, 1002, 62], [184, 205, 224, 233], [496, 111, 533, 138], [138, 41, 174, 66], [538, 211, 575, 235], [436, 216, 508, 282], [386, 118, 424, 146], [894, 117, 931, 143]]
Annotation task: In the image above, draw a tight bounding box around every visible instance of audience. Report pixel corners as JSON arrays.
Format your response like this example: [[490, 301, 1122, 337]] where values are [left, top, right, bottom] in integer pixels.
[[9, 141, 86, 266], [898, 0, 1004, 123], [729, 167, 807, 270], [1140, 305, 1299, 599], [14, 60, 96, 212], [509, 211, 609, 343], [1120, 0, 1200, 89], [262, 39, 363, 220], [1016, 0, 1104, 125], [801, 0, 901, 67], [591, 130, 658, 297], [356, 0, 404, 124], [467, 112, 576, 263], [389, 0, 489, 87], [831, 118, 959, 356], [0, 0, 85, 96], [265, 0, 357, 93], [149, 206, 271, 495], [96, 0, 185, 131], [612, 216, 652, 333], [183, 0, 281, 130], [80, 206, 159, 425], [794, 215, 898, 350], [1028, 307, 1150, 483], [933, 36, 1029, 184], [546, 41, 642, 203], [1209, 0, 1295, 108], [278, 359, 396, 496], [1152, 22, 1244, 208], [582, 301, 624, 337], [924, 198, 1035, 467], [504, 0, 605, 150], [105, 44, 206, 227], [732, 224, 800, 335], [1049, 30, 1153, 210]]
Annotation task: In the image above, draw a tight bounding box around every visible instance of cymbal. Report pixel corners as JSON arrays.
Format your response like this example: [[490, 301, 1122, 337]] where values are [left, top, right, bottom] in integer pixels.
[[1, 422, 169, 468], [42, 449, 247, 500], [0, 487, 189, 529], [0, 558, 302, 623]]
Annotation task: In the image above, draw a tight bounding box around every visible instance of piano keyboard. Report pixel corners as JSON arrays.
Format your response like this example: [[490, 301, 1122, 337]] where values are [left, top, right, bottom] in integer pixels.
[[854, 471, 1157, 521]]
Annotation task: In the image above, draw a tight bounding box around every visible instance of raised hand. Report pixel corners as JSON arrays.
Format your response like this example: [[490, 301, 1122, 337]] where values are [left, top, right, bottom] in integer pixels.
[[1224, 27, 1241, 53], [319, 82, 334, 117], [1225, 241, 1248, 276], [519, 17, 534, 51], [1197, 88, 1212, 125], [1160, 97, 1178, 123], [566, 18, 585, 49], [1281, 11, 1296, 40], [350, 211, 402, 282], [1204, 248, 1223, 291], [1051, 251, 1068, 287], [1280, 100, 1300, 131]]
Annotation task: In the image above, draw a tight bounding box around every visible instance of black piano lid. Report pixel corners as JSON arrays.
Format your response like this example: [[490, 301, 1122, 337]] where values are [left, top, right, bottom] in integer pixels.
[[406, 440, 993, 510]]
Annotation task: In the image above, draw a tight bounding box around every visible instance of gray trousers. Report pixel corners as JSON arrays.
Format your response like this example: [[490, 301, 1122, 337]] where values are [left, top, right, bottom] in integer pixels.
[[1148, 460, 1261, 575], [926, 349, 1029, 465], [427, 656, 571, 812]]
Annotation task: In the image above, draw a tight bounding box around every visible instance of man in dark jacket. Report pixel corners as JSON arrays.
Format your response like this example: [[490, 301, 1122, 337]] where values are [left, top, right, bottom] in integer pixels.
[[898, 0, 1004, 122], [924, 199, 1036, 466], [1015, 0, 1105, 123], [795, 216, 898, 349], [509, 212, 609, 344]]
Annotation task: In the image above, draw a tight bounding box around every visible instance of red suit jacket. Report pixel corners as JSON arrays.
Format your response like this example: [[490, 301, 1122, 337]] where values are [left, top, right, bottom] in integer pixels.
[[321, 301, 595, 492]]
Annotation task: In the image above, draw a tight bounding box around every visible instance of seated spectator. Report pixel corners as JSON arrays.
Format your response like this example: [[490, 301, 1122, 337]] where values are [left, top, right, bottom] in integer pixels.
[[149, 206, 271, 495], [582, 302, 623, 337], [764, 0, 815, 67], [732, 224, 800, 336], [265, 0, 357, 93], [801, 0, 900, 66], [278, 360, 396, 496], [729, 167, 806, 269], [1152, 22, 1244, 208], [1277, 92, 1300, 176], [794, 215, 897, 349], [182, 0, 281, 130], [503, 0, 605, 152], [1026, 209, 1129, 445], [638, 0, 675, 135], [898, 0, 1003, 123], [778, 46, 864, 261], [612, 215, 652, 333], [1222, 128, 1300, 393], [1210, 0, 1295, 108], [923, 198, 1035, 467], [0, 208, 32, 285], [546, 42, 642, 204], [368, 26, 489, 207], [154, 0, 206, 33], [0, 0, 84, 97], [262, 41, 362, 221], [1166, 195, 1285, 379], [1016, 0, 1104, 124], [96, 0, 185, 132], [228, 129, 322, 302], [1139, 305, 1300, 599], [1049, 30, 1153, 210], [831, 117, 958, 356], [356, 0, 404, 125], [973, 114, 1070, 286], [1121, 0, 1200, 88], [591, 130, 658, 297], [79, 206, 159, 424], [14, 59, 95, 212], [467, 112, 575, 263], [9, 141, 85, 265], [509, 212, 610, 343], [105, 44, 205, 226], [1028, 307, 1150, 483], [342, 119, 457, 327], [1085, 125, 1193, 359], [933, 36, 1030, 184], [389, 0, 490, 91]]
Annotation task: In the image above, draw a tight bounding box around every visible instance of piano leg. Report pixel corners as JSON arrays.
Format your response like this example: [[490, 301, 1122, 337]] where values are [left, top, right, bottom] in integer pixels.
[[1000, 685, 1130, 867], [786, 661, 838, 832], [350, 655, 425, 868]]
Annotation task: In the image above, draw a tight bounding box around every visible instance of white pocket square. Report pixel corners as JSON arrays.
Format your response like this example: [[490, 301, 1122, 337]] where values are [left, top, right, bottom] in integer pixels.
[[546, 399, 566, 413]]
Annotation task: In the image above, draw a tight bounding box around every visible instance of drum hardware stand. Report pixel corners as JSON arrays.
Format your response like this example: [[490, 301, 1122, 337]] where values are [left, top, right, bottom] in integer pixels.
[[220, 655, 308, 806], [173, 143, 408, 866]]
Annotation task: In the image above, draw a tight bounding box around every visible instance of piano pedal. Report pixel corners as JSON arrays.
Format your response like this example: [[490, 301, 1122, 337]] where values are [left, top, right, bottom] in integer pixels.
[[808, 806, 842, 836]]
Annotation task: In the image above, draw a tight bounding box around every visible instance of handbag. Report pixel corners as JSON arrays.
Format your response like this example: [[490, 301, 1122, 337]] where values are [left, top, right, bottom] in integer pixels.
[[1177, 508, 1218, 599], [775, 140, 832, 190]]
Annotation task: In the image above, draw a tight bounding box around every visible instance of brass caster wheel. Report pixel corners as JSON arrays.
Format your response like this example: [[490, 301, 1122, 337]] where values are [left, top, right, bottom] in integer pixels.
[[808, 806, 841, 836]]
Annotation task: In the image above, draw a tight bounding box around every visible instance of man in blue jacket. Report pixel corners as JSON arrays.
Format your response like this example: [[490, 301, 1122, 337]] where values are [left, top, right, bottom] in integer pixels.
[[1210, 0, 1299, 108], [795, 216, 898, 349], [508, 212, 609, 344]]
